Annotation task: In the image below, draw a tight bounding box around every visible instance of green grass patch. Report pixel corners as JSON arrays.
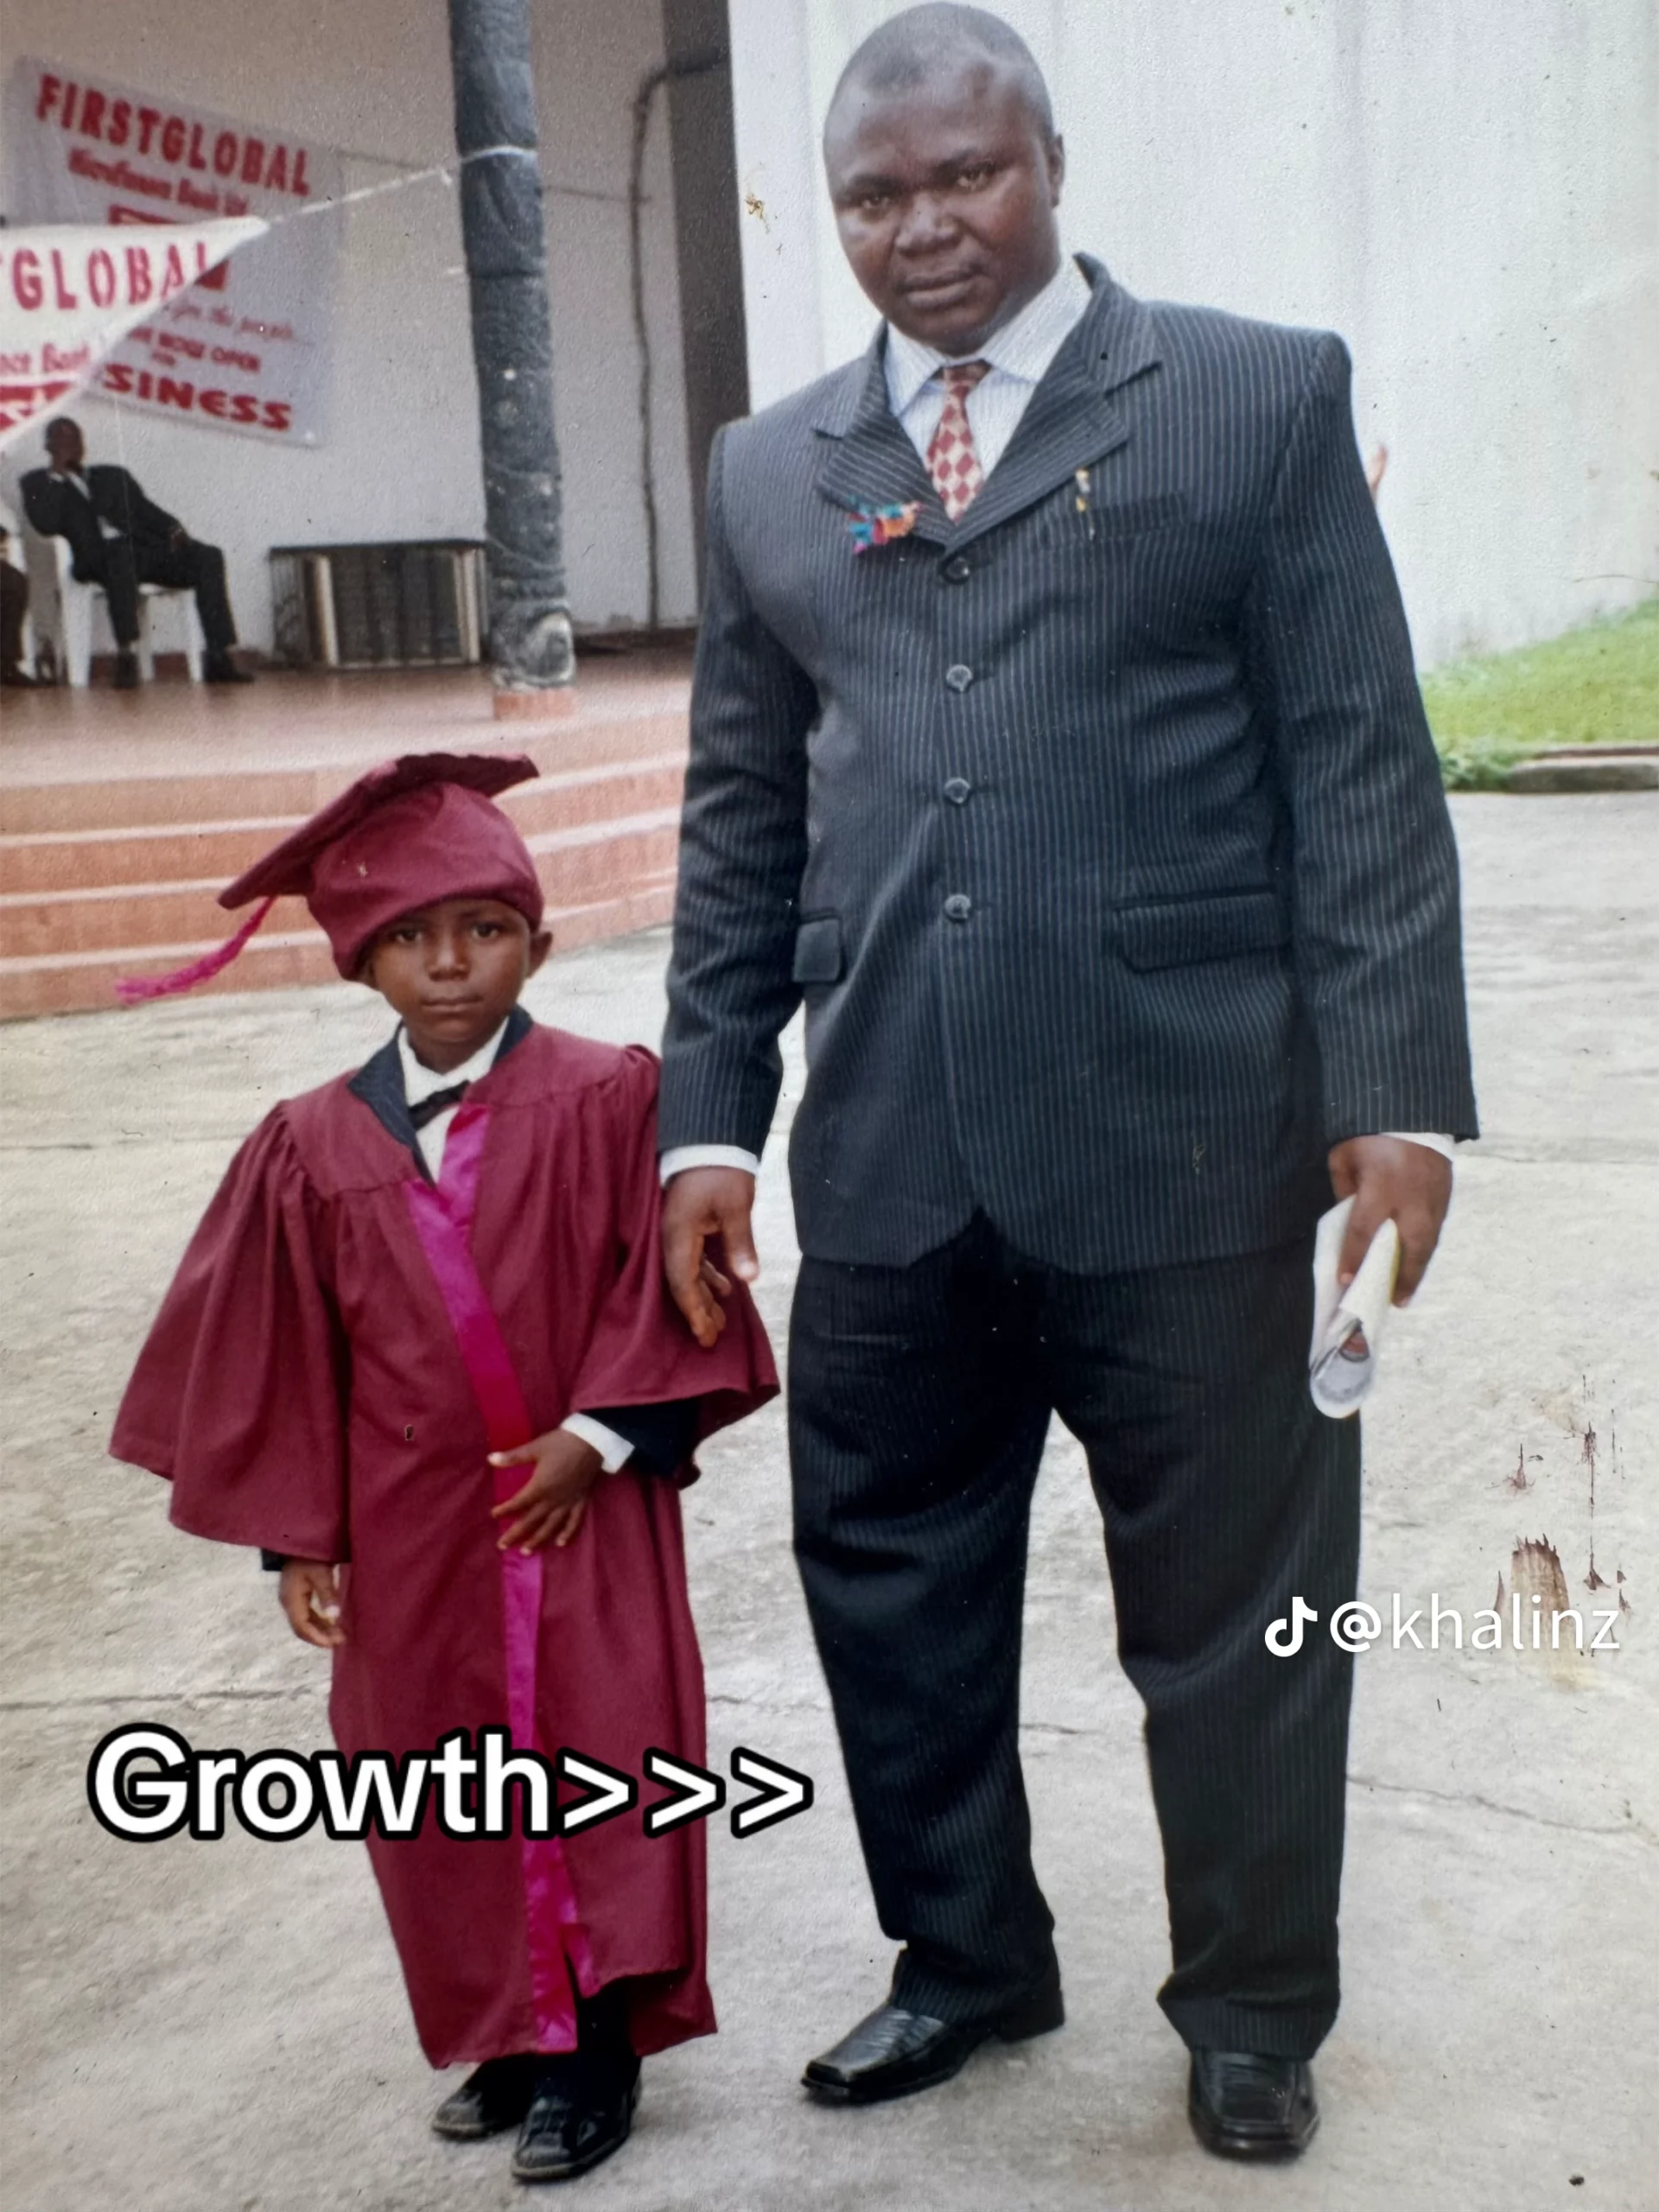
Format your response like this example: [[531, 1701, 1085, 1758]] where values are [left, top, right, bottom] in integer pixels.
[[1421, 597, 1659, 791]]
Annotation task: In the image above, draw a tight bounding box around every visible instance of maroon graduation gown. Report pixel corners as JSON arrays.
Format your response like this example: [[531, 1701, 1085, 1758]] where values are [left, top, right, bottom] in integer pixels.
[[111, 1023, 778, 2067]]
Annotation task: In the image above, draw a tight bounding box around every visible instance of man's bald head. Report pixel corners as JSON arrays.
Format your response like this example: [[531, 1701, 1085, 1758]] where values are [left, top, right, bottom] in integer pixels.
[[823, 5, 1065, 354], [827, 5, 1055, 146]]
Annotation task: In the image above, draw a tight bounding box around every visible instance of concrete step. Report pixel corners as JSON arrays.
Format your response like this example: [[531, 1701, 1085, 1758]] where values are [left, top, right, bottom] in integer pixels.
[[0, 874, 680, 1019], [0, 661, 694, 1020], [0, 711, 690, 836], [0, 811, 681, 962], [0, 922, 340, 1019], [0, 755, 687, 895], [1505, 750, 1659, 792]]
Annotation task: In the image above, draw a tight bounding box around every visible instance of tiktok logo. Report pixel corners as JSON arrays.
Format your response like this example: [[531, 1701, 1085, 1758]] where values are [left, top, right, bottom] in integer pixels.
[[1265, 1596, 1319, 1656], [1264, 1590, 1621, 1658]]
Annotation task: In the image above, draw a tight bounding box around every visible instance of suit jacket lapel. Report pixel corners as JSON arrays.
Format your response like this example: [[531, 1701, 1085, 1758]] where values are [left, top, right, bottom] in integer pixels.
[[54, 472, 99, 533], [812, 336, 951, 545], [946, 264, 1162, 551], [810, 260, 1164, 555], [348, 1032, 426, 1173]]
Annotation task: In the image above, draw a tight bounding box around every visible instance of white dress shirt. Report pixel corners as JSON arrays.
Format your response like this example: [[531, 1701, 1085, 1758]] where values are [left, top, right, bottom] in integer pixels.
[[397, 1018, 507, 1179], [661, 254, 1451, 1183], [883, 251, 1094, 475], [398, 1022, 632, 1472]]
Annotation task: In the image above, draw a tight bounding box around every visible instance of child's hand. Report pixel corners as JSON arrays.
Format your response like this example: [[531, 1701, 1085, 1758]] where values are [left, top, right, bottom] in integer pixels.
[[489, 1429, 605, 1554], [278, 1560, 346, 1648]]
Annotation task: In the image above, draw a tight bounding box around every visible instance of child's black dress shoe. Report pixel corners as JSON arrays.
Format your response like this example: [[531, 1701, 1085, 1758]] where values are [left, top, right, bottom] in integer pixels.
[[431, 2053, 541, 2139], [1187, 2049, 1319, 2159], [512, 2058, 641, 2183]]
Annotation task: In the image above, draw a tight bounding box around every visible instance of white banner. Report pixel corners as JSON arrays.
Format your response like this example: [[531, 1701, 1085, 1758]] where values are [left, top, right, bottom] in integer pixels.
[[0, 220, 266, 451], [4, 58, 342, 446]]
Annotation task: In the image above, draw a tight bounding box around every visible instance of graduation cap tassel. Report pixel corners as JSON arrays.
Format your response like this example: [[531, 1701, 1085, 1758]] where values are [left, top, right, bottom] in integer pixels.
[[115, 898, 278, 1007]]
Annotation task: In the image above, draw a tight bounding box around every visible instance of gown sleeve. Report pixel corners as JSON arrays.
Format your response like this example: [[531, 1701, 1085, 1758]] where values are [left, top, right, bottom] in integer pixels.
[[109, 1109, 351, 1560], [564, 1047, 779, 1471]]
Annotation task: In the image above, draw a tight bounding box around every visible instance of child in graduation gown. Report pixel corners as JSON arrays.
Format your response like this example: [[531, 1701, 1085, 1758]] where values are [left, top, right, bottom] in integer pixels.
[[110, 753, 778, 2186]]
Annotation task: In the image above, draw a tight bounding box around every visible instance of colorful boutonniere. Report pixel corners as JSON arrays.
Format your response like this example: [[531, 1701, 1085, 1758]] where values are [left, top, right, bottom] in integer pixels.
[[847, 501, 921, 554]]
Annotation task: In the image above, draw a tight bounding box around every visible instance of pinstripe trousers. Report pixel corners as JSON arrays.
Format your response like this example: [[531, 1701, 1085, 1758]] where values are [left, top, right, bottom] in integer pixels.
[[789, 1214, 1360, 2060]]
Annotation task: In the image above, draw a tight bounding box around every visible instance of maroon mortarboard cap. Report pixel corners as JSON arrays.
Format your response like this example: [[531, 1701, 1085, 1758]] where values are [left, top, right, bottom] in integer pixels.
[[117, 753, 543, 1005]]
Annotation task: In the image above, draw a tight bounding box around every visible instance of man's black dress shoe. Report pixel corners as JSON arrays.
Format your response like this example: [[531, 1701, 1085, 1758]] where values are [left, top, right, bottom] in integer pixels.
[[512, 2058, 641, 2183], [204, 652, 254, 683], [1188, 2049, 1319, 2160], [803, 1980, 1065, 2106], [112, 650, 139, 690], [431, 2052, 541, 2139]]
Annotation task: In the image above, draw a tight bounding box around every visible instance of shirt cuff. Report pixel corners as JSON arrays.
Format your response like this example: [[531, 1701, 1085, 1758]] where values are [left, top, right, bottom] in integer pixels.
[[658, 1143, 761, 1186], [1382, 1132, 1457, 1162], [560, 1414, 633, 1474]]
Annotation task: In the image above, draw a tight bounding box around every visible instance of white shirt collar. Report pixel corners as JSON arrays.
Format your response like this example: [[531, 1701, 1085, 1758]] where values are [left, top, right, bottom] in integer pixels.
[[884, 254, 1094, 416], [397, 1017, 510, 1105]]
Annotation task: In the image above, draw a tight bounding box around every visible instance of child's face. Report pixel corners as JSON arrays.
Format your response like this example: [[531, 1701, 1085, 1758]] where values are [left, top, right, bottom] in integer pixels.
[[362, 898, 551, 1071]]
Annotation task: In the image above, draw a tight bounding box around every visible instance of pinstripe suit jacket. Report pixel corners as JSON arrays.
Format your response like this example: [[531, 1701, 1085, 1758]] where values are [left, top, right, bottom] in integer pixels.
[[660, 258, 1478, 1270]]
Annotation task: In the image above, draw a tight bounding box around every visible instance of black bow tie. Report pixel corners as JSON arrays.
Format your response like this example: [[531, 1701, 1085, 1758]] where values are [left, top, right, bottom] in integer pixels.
[[408, 1082, 469, 1130]]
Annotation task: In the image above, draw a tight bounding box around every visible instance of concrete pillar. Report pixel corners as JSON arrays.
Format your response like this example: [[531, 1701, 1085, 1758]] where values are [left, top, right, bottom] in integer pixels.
[[448, 0, 575, 711]]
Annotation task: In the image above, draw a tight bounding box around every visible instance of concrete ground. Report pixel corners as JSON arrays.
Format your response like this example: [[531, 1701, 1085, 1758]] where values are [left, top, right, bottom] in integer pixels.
[[2, 794, 1654, 2212]]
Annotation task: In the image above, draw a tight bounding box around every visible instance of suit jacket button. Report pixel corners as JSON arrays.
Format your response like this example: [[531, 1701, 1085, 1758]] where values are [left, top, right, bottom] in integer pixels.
[[943, 893, 973, 922], [942, 556, 972, 583], [943, 778, 972, 804], [944, 663, 974, 691]]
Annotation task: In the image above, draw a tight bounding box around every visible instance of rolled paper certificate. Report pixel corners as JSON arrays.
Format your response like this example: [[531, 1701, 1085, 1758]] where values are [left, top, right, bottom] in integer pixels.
[[1309, 1198, 1402, 1419]]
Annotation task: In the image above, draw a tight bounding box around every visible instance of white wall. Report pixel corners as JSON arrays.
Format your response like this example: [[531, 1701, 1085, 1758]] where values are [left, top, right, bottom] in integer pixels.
[[0, 0, 698, 649], [531, 0, 698, 631], [729, 0, 1658, 667]]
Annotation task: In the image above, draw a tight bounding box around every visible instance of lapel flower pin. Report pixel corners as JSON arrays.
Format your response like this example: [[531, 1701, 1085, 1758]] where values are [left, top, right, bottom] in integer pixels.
[[847, 500, 921, 554]]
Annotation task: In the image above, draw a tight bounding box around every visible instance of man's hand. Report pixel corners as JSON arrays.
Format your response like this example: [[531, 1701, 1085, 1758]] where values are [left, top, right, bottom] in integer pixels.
[[662, 1166, 760, 1349], [489, 1428, 604, 1553], [1326, 1136, 1452, 1306], [278, 1560, 346, 1649]]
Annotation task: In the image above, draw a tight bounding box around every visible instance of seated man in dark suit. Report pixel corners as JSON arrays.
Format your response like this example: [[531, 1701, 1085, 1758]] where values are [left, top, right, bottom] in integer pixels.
[[21, 416, 251, 687]]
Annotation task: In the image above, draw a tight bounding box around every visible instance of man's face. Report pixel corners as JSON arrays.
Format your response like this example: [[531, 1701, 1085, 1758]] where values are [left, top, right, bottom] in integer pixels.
[[46, 420, 85, 473], [824, 59, 1064, 354], [361, 897, 550, 1074]]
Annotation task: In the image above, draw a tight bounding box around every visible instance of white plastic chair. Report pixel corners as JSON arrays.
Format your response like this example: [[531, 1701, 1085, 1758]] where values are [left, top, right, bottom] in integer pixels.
[[0, 499, 39, 677], [22, 525, 204, 687]]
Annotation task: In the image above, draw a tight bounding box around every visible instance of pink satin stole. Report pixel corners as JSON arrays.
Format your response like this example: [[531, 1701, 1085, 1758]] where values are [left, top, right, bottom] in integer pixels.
[[403, 1102, 596, 2050]]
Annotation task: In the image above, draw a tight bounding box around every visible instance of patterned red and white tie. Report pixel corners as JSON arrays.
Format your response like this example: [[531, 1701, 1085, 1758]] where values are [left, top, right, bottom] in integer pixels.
[[925, 359, 992, 521]]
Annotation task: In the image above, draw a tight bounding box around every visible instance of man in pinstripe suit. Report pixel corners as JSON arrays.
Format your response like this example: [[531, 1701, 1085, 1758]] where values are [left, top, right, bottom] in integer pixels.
[[658, 4, 1477, 2160]]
